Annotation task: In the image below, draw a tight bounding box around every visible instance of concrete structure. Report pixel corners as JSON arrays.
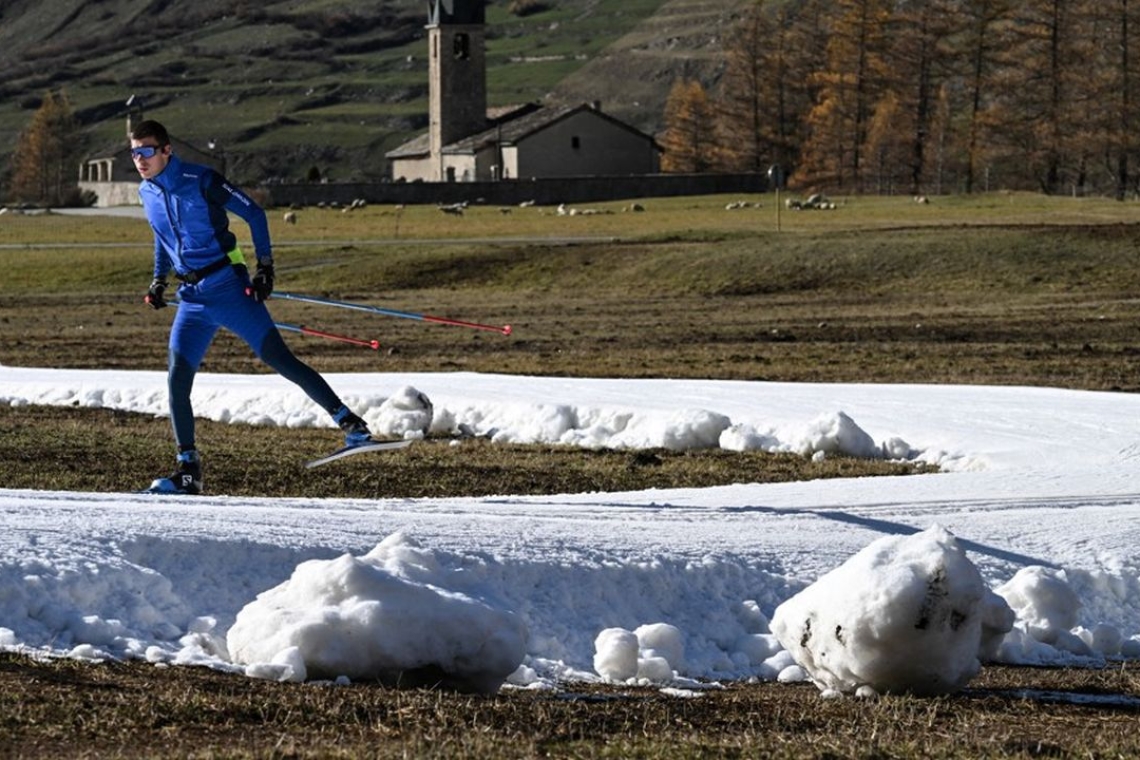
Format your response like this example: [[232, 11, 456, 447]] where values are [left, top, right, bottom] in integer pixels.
[[77, 146, 141, 207], [387, 0, 660, 183]]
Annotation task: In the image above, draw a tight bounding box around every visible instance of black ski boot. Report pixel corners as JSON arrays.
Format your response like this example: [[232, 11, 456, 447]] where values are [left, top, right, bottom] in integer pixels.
[[145, 450, 203, 494]]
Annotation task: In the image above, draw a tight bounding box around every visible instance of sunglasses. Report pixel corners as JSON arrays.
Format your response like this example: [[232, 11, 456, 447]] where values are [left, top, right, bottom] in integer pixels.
[[130, 145, 166, 159]]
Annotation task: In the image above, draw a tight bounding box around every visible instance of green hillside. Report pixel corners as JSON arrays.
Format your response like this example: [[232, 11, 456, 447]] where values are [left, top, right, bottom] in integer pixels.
[[0, 0, 744, 185]]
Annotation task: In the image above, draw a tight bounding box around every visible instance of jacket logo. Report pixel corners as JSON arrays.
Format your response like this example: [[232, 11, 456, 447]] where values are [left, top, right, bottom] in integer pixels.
[[224, 183, 251, 206]]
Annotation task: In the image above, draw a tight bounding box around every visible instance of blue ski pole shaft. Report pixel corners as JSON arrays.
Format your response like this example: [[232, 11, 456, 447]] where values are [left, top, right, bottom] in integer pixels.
[[273, 291, 512, 335]]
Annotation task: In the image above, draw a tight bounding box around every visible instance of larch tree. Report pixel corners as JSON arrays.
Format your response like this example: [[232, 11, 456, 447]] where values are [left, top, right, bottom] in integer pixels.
[[996, 0, 1089, 194], [862, 90, 908, 194], [659, 0, 1140, 197], [8, 90, 82, 206], [716, 0, 825, 178], [797, 0, 893, 191], [955, 0, 1016, 193], [660, 78, 718, 173], [886, 0, 960, 195], [928, 82, 953, 194], [1084, 0, 1140, 199], [716, 1, 772, 173]]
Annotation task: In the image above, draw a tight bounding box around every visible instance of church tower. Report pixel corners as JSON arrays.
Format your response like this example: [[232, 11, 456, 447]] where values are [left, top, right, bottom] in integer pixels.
[[427, 0, 487, 181]]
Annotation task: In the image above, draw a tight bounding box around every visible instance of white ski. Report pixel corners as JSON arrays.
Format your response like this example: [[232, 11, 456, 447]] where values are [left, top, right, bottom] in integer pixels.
[[305, 439, 413, 469]]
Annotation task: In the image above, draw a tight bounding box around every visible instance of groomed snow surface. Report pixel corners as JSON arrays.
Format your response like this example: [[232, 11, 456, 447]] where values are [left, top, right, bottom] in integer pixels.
[[2, 367, 1139, 697]]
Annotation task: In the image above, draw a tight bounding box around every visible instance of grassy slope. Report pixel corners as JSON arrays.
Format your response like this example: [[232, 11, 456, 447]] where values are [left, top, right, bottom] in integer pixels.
[[0, 0, 735, 184]]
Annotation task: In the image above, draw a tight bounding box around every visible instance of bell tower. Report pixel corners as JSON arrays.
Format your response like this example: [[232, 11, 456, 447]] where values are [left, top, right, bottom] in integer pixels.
[[428, 0, 486, 180]]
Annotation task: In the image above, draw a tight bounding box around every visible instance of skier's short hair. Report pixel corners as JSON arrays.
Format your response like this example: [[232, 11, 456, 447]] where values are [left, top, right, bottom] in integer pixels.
[[131, 120, 170, 146]]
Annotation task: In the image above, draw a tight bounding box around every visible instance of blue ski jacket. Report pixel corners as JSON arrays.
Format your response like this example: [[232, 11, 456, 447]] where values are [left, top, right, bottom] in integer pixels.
[[139, 153, 272, 280]]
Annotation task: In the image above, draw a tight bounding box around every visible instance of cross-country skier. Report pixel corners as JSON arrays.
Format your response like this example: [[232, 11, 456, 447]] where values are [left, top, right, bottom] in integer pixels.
[[131, 119, 373, 494]]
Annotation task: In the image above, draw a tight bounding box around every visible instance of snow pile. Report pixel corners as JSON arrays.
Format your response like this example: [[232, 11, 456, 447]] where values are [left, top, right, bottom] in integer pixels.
[[726, 411, 883, 460], [995, 566, 1140, 664], [368, 385, 434, 438], [771, 525, 1015, 696], [592, 623, 686, 682], [0, 555, 192, 655], [227, 534, 526, 693]]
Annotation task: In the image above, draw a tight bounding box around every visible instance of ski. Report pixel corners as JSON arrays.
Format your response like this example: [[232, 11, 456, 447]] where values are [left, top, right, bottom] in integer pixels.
[[305, 439, 413, 469]]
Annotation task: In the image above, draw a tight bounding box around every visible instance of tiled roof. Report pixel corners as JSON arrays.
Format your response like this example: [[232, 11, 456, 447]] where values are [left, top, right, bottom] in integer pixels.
[[386, 102, 660, 159], [444, 103, 582, 153], [385, 131, 432, 159]]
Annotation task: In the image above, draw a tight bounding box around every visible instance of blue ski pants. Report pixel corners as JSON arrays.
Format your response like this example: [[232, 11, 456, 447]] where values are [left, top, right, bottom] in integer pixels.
[[167, 265, 344, 451]]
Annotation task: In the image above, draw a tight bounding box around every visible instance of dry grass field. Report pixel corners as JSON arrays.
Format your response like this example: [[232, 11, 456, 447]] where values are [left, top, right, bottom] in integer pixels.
[[2, 192, 1140, 757], [4, 193, 1140, 389]]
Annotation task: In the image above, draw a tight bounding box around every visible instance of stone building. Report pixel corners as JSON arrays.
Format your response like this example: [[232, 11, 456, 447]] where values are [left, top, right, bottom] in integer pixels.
[[387, 0, 660, 182]]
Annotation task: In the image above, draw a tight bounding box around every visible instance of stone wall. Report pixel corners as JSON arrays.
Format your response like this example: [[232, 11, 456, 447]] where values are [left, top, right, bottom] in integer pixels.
[[78, 181, 139, 208]]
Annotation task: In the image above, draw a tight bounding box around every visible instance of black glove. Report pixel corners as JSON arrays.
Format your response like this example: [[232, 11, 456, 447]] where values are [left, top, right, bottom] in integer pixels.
[[145, 277, 168, 309], [249, 260, 274, 302]]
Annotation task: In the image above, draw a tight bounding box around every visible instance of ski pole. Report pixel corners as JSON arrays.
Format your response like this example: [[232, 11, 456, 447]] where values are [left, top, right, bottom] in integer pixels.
[[163, 299, 380, 350], [275, 322, 381, 350], [272, 291, 513, 335]]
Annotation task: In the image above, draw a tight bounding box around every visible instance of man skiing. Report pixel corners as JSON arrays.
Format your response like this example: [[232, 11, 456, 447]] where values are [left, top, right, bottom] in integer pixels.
[[131, 119, 373, 494]]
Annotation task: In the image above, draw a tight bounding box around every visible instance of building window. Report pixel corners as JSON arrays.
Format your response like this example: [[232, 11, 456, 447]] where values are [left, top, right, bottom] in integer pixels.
[[571, 136, 580, 150], [454, 33, 470, 60]]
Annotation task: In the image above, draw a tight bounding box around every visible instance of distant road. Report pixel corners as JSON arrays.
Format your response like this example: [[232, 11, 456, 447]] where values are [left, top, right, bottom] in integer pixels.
[[50, 207, 148, 219], [3, 207, 618, 249], [0, 236, 618, 250]]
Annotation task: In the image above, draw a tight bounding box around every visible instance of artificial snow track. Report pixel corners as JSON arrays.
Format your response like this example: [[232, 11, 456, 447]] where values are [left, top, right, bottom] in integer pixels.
[[4, 474, 1140, 671], [5, 369, 1140, 676]]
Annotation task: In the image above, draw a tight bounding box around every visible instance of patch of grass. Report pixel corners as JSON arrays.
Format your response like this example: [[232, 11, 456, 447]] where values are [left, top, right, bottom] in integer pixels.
[[0, 205, 1132, 408], [1, 653, 1138, 759], [4, 196, 1140, 390], [0, 405, 921, 498]]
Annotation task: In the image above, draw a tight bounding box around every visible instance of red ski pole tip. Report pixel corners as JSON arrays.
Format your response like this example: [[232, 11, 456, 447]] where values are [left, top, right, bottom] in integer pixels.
[[503, 324, 512, 336], [370, 340, 381, 350]]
